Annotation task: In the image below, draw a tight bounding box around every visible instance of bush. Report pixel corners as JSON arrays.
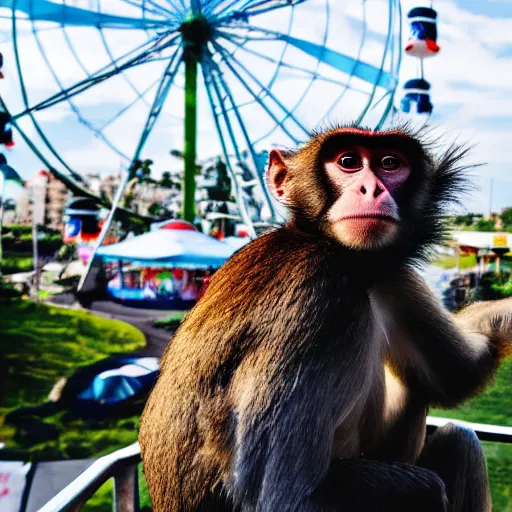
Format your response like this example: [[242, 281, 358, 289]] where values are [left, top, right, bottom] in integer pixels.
[[153, 312, 187, 331], [2, 225, 32, 237], [474, 219, 496, 232], [56, 242, 78, 262], [0, 252, 33, 274], [491, 277, 512, 298], [0, 279, 23, 301], [2, 235, 63, 253]]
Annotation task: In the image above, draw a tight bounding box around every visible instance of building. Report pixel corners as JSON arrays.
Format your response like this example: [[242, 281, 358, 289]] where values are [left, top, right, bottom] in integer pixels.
[[85, 173, 180, 217], [15, 170, 69, 231], [99, 173, 122, 202]]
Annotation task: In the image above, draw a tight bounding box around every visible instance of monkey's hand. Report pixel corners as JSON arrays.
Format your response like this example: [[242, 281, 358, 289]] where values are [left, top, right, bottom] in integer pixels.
[[455, 297, 512, 360], [373, 269, 509, 406]]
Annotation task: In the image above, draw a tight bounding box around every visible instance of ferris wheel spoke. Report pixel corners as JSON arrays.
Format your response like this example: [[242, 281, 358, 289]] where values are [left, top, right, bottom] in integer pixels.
[[204, 50, 276, 218], [203, 0, 230, 16], [216, 29, 368, 94], [118, 0, 179, 19], [10, 12, 87, 180], [99, 77, 164, 131], [214, 35, 313, 145], [118, 0, 165, 18], [191, 0, 201, 15], [203, 57, 243, 162], [2, 0, 166, 29], [202, 61, 258, 236], [61, 25, 92, 77], [13, 32, 178, 118], [147, 0, 183, 21], [28, 20, 131, 160], [97, 19, 160, 113], [214, 0, 308, 23], [215, 23, 278, 40], [132, 48, 183, 160], [353, 2, 397, 127], [213, 40, 309, 140], [208, 0, 247, 17], [227, 23, 395, 89]]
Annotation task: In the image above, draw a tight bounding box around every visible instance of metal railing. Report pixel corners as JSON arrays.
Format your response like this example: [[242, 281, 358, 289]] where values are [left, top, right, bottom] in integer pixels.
[[36, 417, 512, 512], [38, 442, 140, 512]]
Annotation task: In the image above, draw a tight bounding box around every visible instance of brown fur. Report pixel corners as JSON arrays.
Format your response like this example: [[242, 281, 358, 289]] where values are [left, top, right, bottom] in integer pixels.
[[140, 126, 509, 512]]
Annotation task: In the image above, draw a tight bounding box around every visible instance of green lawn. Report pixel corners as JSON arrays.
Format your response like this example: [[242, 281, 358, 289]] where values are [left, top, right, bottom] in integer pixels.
[[0, 300, 148, 510], [0, 300, 145, 419], [152, 311, 187, 330], [431, 251, 511, 510], [432, 253, 477, 269], [0, 251, 33, 274], [431, 358, 512, 511]]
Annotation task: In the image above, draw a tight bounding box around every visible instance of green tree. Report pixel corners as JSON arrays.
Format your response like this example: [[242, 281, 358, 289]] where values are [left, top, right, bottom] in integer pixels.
[[500, 207, 512, 228], [160, 171, 173, 188], [139, 159, 154, 182], [453, 213, 482, 226], [56, 242, 78, 262], [148, 201, 170, 217], [474, 219, 496, 232]]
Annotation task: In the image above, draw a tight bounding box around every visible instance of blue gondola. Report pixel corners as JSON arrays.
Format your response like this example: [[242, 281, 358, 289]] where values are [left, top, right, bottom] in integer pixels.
[[401, 78, 433, 115]]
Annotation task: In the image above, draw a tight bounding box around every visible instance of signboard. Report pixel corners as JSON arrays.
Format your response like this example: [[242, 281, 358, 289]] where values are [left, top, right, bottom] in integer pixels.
[[0, 462, 31, 511], [493, 235, 508, 248]]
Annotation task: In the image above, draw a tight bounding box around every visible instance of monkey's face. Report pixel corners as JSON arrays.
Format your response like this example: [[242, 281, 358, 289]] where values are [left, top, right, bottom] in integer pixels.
[[323, 145, 411, 250], [268, 138, 413, 251]]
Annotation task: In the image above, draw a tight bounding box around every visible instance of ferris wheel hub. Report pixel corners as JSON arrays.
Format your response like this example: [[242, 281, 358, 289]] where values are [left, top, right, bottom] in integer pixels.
[[179, 15, 212, 53]]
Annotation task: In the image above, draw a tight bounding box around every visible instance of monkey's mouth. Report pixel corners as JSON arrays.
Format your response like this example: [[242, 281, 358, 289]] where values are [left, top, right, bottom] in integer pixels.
[[338, 214, 398, 223]]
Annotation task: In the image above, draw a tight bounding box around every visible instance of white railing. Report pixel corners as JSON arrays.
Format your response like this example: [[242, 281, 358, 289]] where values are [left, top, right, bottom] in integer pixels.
[[35, 417, 512, 511]]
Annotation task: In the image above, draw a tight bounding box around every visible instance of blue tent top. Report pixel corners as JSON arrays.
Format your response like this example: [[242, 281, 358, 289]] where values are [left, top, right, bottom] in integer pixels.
[[77, 357, 159, 405], [97, 228, 238, 269]]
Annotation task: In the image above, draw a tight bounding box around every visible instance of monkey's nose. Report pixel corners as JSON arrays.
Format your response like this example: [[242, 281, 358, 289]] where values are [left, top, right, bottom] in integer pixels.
[[359, 183, 385, 198]]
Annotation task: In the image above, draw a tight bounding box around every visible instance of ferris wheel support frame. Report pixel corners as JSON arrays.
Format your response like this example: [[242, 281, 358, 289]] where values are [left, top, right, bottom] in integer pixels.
[[183, 48, 198, 223]]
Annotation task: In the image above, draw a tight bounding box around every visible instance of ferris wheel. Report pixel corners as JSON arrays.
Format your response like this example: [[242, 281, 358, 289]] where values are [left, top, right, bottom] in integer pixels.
[[0, 0, 402, 237]]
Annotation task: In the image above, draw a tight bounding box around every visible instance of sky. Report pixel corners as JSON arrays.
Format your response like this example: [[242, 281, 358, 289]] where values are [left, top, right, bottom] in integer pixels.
[[400, 0, 512, 215], [1, 0, 512, 216]]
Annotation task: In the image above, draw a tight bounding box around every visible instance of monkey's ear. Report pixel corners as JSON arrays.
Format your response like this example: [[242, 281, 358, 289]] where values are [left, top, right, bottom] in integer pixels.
[[267, 149, 291, 204]]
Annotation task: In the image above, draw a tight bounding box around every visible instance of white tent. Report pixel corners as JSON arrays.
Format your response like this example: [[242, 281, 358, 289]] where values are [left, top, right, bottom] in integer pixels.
[[97, 229, 236, 269], [223, 236, 251, 250], [451, 231, 511, 250]]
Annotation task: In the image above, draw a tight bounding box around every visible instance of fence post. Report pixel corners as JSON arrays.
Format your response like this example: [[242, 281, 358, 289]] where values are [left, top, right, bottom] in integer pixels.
[[113, 464, 139, 512]]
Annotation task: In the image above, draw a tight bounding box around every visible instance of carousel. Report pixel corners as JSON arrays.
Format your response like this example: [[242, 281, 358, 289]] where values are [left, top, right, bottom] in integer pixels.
[[96, 220, 242, 309]]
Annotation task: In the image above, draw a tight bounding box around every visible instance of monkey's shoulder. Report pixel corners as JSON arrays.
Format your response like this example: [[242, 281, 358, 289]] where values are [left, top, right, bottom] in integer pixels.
[[225, 226, 339, 273]]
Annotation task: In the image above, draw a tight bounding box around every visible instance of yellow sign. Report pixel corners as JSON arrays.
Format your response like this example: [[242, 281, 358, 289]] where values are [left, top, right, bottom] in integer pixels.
[[493, 235, 508, 247]]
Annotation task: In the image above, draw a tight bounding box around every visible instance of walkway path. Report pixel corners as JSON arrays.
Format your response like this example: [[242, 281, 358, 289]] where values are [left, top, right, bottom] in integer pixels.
[[48, 293, 176, 358]]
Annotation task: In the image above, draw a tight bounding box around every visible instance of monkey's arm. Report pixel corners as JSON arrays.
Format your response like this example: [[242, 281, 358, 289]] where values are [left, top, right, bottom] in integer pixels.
[[376, 268, 512, 407]]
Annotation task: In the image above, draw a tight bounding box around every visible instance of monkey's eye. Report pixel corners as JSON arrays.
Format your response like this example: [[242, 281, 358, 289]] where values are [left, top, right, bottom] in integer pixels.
[[338, 153, 362, 171], [380, 155, 400, 171]]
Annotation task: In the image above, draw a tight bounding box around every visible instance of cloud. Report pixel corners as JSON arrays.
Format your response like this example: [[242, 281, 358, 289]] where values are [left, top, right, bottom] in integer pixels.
[[400, 0, 512, 213]]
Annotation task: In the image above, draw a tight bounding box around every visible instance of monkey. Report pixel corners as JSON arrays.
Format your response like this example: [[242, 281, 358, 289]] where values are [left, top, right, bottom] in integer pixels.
[[139, 125, 512, 512]]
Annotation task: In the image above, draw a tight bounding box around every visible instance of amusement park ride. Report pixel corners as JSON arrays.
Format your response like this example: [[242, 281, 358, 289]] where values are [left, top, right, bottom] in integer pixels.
[[0, 0, 437, 287]]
